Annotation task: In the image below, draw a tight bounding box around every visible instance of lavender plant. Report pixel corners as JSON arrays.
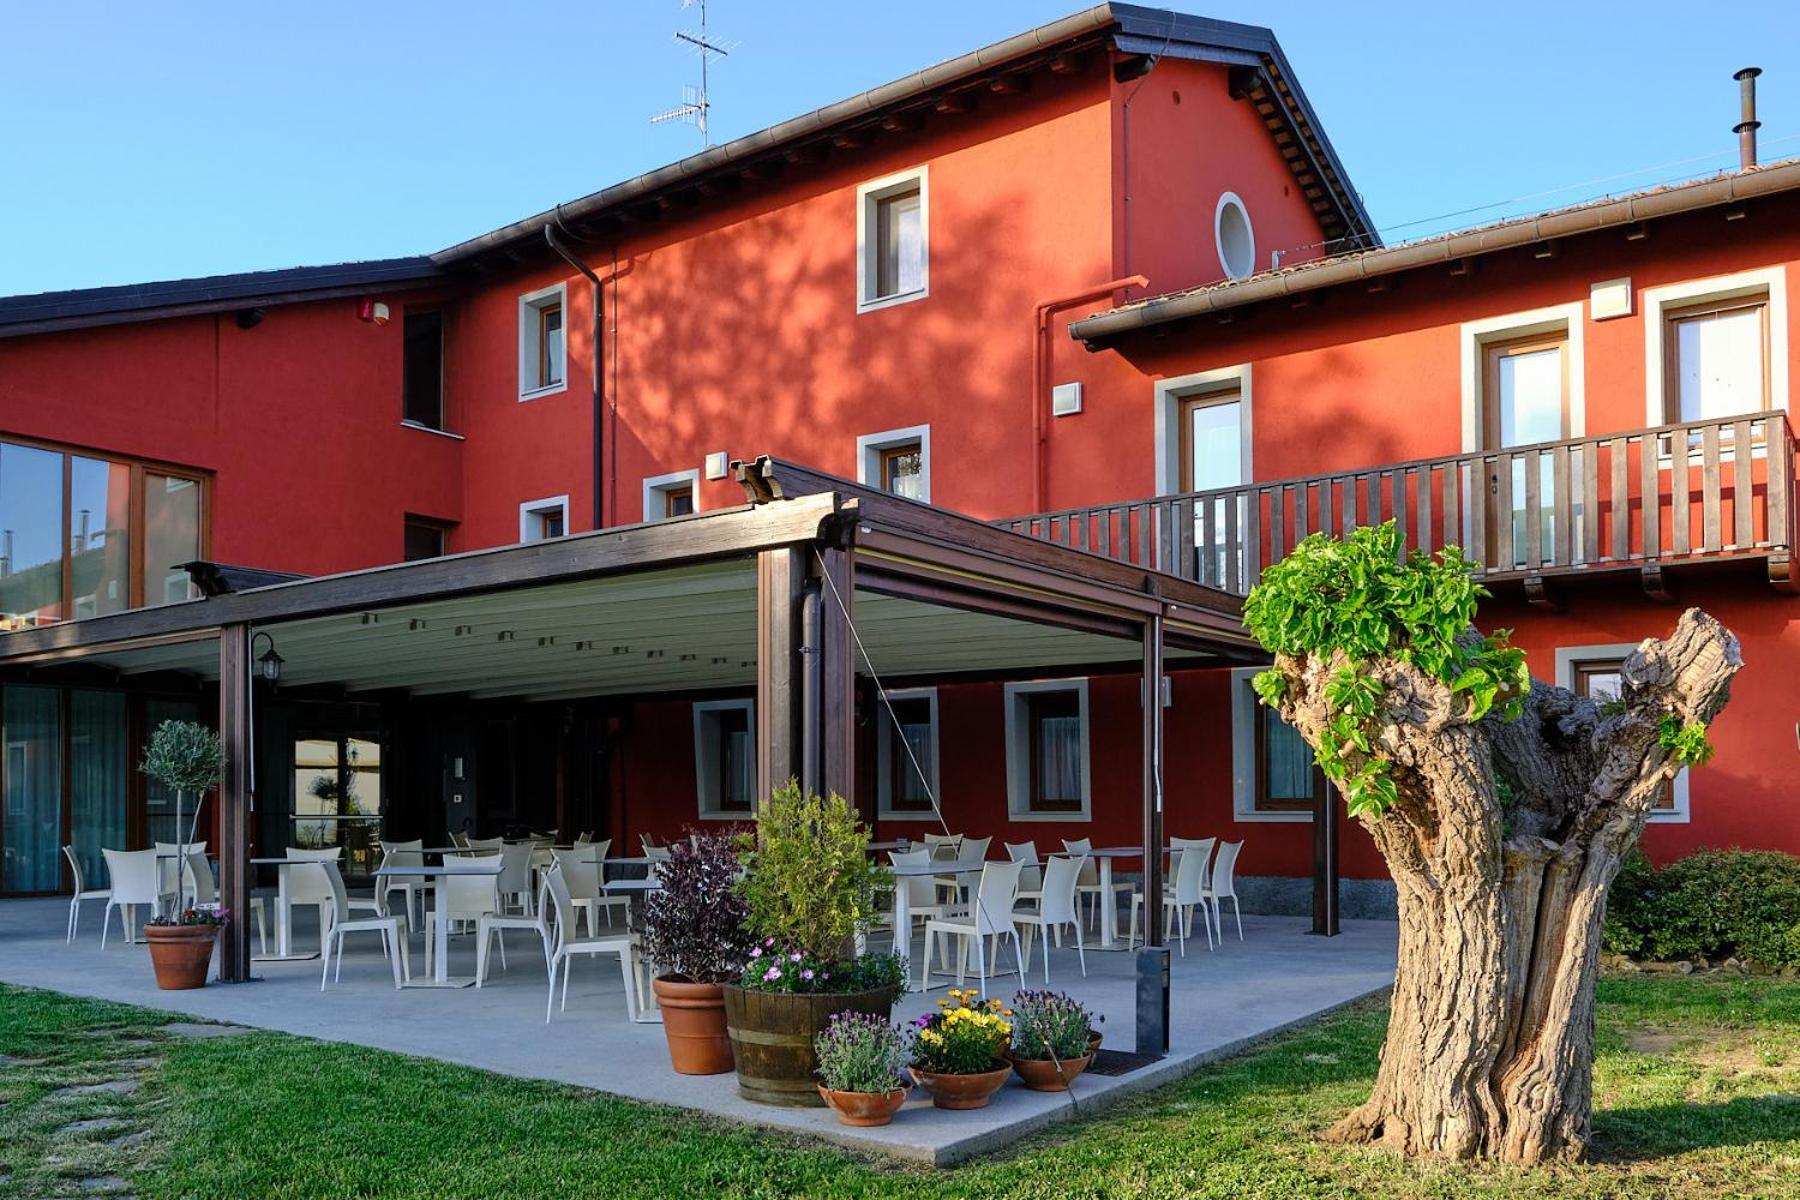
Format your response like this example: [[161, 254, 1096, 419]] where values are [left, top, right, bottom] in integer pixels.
[[813, 1011, 911, 1094], [1008, 990, 1099, 1060]]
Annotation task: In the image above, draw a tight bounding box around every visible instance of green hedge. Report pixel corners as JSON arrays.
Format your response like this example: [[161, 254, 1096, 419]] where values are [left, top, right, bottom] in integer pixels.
[[1605, 848, 1800, 968]]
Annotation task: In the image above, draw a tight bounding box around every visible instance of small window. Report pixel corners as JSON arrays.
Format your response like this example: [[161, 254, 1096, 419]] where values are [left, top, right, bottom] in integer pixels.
[[1569, 656, 1676, 812], [877, 690, 937, 818], [1663, 295, 1770, 423], [519, 496, 569, 543], [517, 285, 568, 399], [694, 700, 755, 817], [1004, 680, 1090, 821], [856, 425, 931, 502], [1215, 192, 1256, 281], [403, 518, 449, 562], [402, 310, 444, 430], [643, 470, 702, 522], [1254, 696, 1321, 813], [857, 168, 928, 311]]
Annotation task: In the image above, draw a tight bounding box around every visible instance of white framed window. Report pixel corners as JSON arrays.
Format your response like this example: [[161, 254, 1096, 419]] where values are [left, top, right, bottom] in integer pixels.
[[1459, 304, 1587, 453], [693, 698, 756, 819], [1642, 268, 1788, 427], [518, 495, 569, 543], [856, 424, 930, 502], [1214, 191, 1256, 280], [1003, 679, 1090, 821], [1554, 644, 1688, 822], [517, 283, 568, 400], [643, 469, 701, 522], [1153, 366, 1252, 497], [856, 167, 928, 312], [877, 688, 939, 821], [1229, 667, 1318, 823]]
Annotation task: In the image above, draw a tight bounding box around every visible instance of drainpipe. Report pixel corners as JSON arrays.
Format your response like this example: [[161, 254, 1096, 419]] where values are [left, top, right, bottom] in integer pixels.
[[800, 581, 823, 798], [1032, 275, 1148, 511], [545, 223, 605, 530]]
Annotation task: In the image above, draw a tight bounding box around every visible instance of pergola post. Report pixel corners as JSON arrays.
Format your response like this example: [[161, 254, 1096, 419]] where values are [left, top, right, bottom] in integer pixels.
[[217, 623, 254, 982], [814, 543, 856, 802], [1137, 612, 1170, 1055], [1311, 782, 1342, 936], [756, 546, 805, 803]]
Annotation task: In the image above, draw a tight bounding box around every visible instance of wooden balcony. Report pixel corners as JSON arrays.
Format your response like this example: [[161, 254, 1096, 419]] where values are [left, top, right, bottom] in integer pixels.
[[999, 412, 1798, 604]]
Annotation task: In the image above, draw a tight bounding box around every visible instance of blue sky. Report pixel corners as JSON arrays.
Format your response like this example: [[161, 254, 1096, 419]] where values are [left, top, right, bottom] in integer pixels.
[[2, 1, 1796, 296]]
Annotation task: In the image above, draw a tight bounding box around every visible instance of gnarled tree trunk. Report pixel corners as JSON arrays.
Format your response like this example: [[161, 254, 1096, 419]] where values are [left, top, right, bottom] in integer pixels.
[[1262, 608, 1740, 1164]]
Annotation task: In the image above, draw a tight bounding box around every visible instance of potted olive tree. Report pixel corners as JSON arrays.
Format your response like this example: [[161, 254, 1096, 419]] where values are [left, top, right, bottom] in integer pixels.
[[723, 783, 904, 1106], [639, 831, 755, 1074], [139, 719, 226, 990]]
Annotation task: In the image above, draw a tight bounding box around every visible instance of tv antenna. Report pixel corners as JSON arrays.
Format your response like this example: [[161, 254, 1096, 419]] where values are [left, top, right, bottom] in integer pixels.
[[650, 0, 736, 147]]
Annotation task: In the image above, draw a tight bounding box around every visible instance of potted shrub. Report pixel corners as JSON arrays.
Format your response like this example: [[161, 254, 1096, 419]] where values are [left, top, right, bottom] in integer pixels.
[[723, 782, 904, 1106], [1005, 990, 1102, 1091], [813, 1011, 912, 1126], [143, 906, 230, 989], [638, 831, 755, 1074], [139, 719, 225, 989], [908, 988, 1014, 1109]]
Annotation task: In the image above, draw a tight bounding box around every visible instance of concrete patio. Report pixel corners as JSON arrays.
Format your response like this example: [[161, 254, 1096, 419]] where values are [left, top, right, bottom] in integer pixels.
[[0, 897, 1396, 1164]]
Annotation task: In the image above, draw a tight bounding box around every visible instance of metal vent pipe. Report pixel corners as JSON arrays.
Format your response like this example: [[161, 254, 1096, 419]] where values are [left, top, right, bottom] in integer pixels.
[[1736, 67, 1763, 169]]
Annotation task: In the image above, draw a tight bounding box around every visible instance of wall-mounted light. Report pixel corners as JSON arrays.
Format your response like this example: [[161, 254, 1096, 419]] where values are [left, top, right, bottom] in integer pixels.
[[251, 631, 284, 685]]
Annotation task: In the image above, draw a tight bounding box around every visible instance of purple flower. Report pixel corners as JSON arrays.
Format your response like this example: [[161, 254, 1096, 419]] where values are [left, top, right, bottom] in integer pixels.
[[790, 952, 802, 963], [764, 966, 782, 982], [801, 968, 815, 981], [749, 946, 762, 958]]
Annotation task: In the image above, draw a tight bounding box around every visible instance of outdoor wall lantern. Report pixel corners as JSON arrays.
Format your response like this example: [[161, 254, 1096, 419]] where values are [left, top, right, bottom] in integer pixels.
[[252, 632, 285, 685]]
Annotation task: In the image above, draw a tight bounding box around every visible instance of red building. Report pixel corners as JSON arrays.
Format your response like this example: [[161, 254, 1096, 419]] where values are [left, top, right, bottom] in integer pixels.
[[0, 5, 1792, 915]]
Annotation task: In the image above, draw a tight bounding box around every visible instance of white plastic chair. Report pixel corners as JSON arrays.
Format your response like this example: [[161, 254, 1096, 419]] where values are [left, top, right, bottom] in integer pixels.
[[553, 845, 627, 934], [100, 848, 165, 948], [638, 833, 661, 854], [1064, 837, 1131, 931], [63, 845, 109, 944], [285, 846, 347, 951], [888, 848, 956, 960], [379, 840, 426, 931], [920, 860, 1025, 994], [464, 836, 506, 855], [1013, 854, 1087, 981], [543, 864, 637, 1023], [1203, 840, 1245, 943], [424, 857, 502, 975], [922, 832, 963, 862], [1129, 839, 1213, 955], [494, 842, 537, 916], [319, 860, 410, 990], [182, 850, 268, 956], [476, 875, 553, 987], [155, 841, 206, 906], [1004, 841, 1042, 908], [574, 831, 594, 845], [644, 844, 672, 863]]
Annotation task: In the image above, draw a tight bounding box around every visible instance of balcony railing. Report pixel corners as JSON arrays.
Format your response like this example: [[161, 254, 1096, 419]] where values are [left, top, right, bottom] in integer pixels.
[[999, 412, 1798, 597]]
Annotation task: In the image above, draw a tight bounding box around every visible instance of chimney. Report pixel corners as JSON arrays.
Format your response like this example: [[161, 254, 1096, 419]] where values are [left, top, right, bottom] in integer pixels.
[[1735, 67, 1762, 170]]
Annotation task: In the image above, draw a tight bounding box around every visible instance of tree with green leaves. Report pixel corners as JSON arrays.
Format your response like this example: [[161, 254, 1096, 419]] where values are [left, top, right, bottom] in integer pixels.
[[140, 719, 225, 918], [1244, 523, 1739, 1165]]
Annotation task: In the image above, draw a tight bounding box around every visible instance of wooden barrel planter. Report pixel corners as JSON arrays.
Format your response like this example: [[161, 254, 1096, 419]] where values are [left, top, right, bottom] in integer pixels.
[[722, 984, 898, 1107]]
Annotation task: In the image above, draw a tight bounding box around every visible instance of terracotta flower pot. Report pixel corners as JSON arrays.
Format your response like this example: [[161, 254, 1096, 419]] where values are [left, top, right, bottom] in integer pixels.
[[816, 1083, 910, 1127], [144, 923, 218, 990], [909, 1061, 1012, 1109], [723, 984, 898, 1107], [652, 977, 735, 1075], [1007, 1029, 1102, 1091]]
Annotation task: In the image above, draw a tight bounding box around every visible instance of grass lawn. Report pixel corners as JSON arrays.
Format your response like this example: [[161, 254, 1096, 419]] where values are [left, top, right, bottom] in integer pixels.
[[2, 974, 1798, 1199]]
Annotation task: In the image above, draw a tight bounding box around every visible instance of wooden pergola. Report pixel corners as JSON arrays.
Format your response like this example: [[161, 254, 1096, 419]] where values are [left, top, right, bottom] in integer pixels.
[[0, 460, 1330, 1047]]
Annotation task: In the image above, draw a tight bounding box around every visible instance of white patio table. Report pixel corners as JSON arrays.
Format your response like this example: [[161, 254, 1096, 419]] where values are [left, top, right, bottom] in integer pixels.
[[375, 860, 503, 988], [248, 856, 321, 962]]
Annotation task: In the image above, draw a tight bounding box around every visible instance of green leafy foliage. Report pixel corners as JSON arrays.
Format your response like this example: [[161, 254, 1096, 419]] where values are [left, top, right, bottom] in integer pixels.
[[139, 719, 224, 794], [1606, 849, 1800, 967], [1658, 712, 1717, 766], [1243, 522, 1528, 818], [733, 782, 889, 967]]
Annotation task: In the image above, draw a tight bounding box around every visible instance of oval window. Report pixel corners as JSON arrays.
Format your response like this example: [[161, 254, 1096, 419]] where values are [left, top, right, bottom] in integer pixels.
[[1215, 192, 1256, 281]]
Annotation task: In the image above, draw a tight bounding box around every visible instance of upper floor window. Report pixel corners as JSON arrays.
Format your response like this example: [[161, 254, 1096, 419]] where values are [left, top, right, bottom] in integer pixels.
[[643, 470, 701, 522], [402, 309, 445, 430], [403, 517, 450, 561], [856, 425, 931, 502], [1214, 192, 1256, 281], [1558, 645, 1682, 819], [518, 284, 568, 399], [0, 439, 204, 628], [1003, 679, 1090, 821], [857, 168, 928, 311], [519, 495, 569, 543], [1664, 295, 1769, 423], [694, 699, 755, 818]]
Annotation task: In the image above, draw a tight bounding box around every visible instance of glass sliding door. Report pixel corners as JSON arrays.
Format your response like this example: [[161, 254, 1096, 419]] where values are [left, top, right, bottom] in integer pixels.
[[69, 691, 128, 884], [2, 686, 64, 893], [293, 734, 384, 877]]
